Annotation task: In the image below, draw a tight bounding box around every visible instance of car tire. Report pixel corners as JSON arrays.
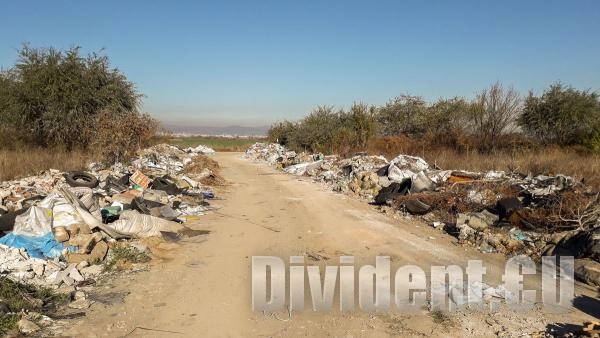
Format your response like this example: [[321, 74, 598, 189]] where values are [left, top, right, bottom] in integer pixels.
[[64, 171, 99, 188]]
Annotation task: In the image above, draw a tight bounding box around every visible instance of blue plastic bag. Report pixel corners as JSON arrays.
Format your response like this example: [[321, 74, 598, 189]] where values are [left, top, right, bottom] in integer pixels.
[[0, 232, 64, 259]]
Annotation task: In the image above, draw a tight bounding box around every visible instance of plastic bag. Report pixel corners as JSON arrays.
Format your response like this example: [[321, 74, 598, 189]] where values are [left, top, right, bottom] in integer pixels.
[[106, 210, 183, 237], [0, 232, 64, 259], [12, 206, 53, 237]]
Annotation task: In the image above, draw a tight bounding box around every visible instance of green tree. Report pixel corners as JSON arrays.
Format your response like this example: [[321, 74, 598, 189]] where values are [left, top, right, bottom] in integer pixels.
[[292, 105, 341, 153], [422, 97, 470, 135], [0, 45, 152, 151], [376, 94, 427, 136], [344, 102, 376, 148], [519, 83, 600, 146], [267, 120, 297, 146]]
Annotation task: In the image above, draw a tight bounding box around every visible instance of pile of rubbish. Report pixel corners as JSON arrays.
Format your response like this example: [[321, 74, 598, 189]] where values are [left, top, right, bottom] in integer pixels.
[[0, 143, 217, 290], [245, 142, 600, 286]]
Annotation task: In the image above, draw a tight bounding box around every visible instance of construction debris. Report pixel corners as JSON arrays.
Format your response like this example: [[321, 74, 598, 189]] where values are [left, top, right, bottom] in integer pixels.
[[245, 142, 600, 286], [0, 143, 217, 327]]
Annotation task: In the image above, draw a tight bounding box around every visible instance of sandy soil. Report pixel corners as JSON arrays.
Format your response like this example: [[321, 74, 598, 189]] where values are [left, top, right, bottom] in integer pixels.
[[64, 152, 599, 338]]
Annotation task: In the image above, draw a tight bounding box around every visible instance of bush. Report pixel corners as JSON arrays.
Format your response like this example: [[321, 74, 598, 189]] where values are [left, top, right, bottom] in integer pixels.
[[343, 102, 377, 148], [376, 94, 427, 136], [267, 103, 376, 154], [468, 82, 522, 151], [92, 110, 161, 163], [0, 45, 160, 160], [420, 97, 471, 149], [267, 120, 297, 146], [519, 83, 600, 148]]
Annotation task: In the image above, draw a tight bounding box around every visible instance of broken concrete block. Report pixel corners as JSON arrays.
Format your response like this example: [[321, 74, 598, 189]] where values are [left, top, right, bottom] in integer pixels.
[[69, 267, 85, 282], [81, 264, 102, 277], [18, 318, 40, 334], [67, 240, 108, 263], [48, 266, 77, 286], [457, 223, 477, 241], [130, 170, 151, 189], [32, 263, 45, 276], [76, 261, 90, 270]]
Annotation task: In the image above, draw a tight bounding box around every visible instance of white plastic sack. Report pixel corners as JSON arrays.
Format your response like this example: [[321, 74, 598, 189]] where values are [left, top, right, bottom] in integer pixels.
[[52, 198, 83, 228], [284, 160, 323, 176], [484, 171, 505, 180], [106, 210, 184, 237], [12, 206, 53, 237], [390, 154, 429, 172], [387, 164, 415, 182], [411, 171, 435, 192], [427, 170, 453, 183], [185, 145, 215, 155]]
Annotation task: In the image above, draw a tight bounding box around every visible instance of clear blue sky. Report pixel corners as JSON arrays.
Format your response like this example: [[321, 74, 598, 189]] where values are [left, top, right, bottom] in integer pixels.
[[1, 0, 599, 126]]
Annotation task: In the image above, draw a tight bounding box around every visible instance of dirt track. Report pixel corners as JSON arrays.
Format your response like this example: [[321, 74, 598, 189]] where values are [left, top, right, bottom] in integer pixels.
[[65, 153, 599, 337]]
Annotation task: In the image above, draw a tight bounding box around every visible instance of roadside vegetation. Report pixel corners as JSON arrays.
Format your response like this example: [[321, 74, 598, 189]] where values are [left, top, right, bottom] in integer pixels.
[[0, 147, 89, 182], [0, 277, 69, 334], [0, 45, 161, 171], [268, 82, 600, 189], [103, 245, 151, 272]]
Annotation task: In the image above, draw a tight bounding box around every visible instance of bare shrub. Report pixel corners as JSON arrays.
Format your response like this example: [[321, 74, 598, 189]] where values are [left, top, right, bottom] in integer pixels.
[[468, 82, 522, 151], [91, 110, 160, 164]]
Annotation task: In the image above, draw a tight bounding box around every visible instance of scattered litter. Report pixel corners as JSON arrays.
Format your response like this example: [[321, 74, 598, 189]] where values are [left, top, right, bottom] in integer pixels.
[[244, 142, 600, 287], [0, 143, 215, 309]]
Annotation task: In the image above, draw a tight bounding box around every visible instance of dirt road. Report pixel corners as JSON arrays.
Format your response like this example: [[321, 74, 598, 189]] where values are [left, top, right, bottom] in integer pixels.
[[65, 153, 599, 337]]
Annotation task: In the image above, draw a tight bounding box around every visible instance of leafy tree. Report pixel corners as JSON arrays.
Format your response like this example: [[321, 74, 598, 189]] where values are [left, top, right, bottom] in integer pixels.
[[422, 97, 470, 135], [0, 45, 154, 152], [376, 94, 427, 136], [344, 102, 376, 148], [519, 83, 600, 147], [267, 120, 296, 146], [292, 106, 342, 153]]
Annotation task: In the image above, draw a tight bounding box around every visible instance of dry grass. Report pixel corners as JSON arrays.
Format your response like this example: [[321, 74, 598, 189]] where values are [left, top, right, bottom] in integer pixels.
[[182, 155, 227, 186], [0, 147, 89, 182], [183, 155, 220, 174], [367, 136, 600, 191]]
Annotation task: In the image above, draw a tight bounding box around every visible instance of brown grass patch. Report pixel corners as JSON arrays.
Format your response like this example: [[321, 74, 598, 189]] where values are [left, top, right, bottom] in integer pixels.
[[183, 155, 226, 186], [0, 147, 89, 182], [183, 155, 220, 174]]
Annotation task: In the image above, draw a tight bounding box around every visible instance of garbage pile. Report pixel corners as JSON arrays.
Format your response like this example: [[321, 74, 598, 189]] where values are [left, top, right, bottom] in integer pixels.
[[245, 143, 389, 199], [245, 142, 600, 286], [0, 143, 217, 290]]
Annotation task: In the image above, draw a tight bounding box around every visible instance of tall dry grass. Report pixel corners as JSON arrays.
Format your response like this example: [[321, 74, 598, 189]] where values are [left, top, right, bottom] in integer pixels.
[[367, 136, 600, 190], [0, 148, 89, 182]]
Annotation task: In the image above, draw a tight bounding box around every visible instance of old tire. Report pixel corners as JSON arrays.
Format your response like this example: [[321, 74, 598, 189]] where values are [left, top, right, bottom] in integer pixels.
[[64, 171, 99, 188]]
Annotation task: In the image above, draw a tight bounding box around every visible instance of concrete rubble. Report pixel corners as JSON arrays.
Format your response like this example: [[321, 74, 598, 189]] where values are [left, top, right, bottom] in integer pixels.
[[245, 142, 600, 286], [0, 143, 216, 331]]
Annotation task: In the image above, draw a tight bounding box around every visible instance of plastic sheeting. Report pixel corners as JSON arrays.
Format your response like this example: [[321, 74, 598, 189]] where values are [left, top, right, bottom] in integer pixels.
[[12, 206, 53, 237], [105, 210, 184, 237], [0, 232, 64, 259]]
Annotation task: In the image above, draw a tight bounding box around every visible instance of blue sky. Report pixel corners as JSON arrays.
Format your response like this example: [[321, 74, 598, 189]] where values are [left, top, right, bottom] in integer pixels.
[[1, 1, 599, 126]]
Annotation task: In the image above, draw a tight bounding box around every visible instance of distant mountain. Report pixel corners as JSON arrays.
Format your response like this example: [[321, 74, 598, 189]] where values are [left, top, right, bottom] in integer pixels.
[[164, 123, 269, 137]]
